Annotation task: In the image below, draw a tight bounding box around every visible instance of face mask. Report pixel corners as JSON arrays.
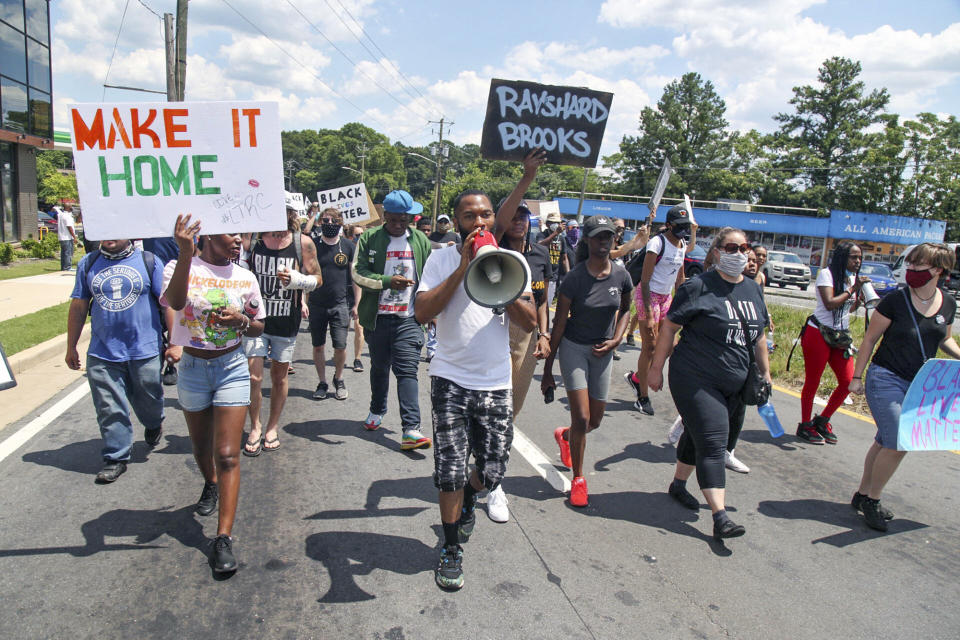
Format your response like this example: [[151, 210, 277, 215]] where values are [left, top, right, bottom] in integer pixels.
[[566, 228, 580, 245], [717, 251, 749, 276], [321, 222, 341, 238], [548, 223, 559, 232], [100, 242, 134, 260], [905, 268, 935, 289], [672, 228, 689, 242]]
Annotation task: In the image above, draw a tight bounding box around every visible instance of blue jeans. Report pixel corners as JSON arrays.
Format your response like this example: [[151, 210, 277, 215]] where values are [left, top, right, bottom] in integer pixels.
[[60, 240, 74, 270], [365, 315, 423, 430], [865, 364, 911, 449], [87, 355, 164, 462]]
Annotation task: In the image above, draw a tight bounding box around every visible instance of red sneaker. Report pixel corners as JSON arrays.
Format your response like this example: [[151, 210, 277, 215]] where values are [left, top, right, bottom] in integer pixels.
[[554, 427, 572, 468], [570, 476, 588, 507]]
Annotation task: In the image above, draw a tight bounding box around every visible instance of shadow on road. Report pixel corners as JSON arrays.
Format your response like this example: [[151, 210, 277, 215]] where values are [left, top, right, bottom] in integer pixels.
[[284, 419, 426, 459], [305, 531, 432, 603], [21, 437, 174, 474], [0, 505, 206, 558], [305, 475, 435, 521], [737, 429, 800, 451], [594, 440, 676, 470], [757, 498, 929, 547]]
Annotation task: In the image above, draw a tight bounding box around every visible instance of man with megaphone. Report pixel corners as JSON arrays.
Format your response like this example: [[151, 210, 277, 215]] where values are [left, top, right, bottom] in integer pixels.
[[415, 189, 537, 591]]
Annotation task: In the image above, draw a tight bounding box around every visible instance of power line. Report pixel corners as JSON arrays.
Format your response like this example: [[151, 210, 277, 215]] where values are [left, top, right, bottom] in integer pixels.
[[102, 0, 132, 100], [283, 0, 435, 123], [136, 0, 162, 20]]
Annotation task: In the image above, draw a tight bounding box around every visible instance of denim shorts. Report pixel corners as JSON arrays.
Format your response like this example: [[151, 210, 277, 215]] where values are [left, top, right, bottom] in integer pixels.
[[177, 348, 250, 412], [865, 364, 911, 449], [558, 337, 614, 402], [242, 333, 298, 363]]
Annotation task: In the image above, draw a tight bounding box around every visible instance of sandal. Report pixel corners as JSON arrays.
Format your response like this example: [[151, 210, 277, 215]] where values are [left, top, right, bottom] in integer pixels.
[[242, 435, 263, 457], [263, 435, 281, 451]]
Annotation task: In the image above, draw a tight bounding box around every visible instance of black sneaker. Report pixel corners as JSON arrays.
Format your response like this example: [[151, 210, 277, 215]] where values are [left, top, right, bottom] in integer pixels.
[[196, 481, 218, 516], [435, 544, 464, 590], [713, 518, 746, 540], [162, 363, 178, 386], [796, 421, 824, 444], [852, 492, 894, 520], [458, 507, 476, 543], [623, 370, 643, 401], [333, 377, 348, 400], [612, 351, 621, 361], [626, 334, 636, 346], [668, 482, 699, 510], [211, 534, 238, 573], [95, 460, 127, 483], [635, 396, 655, 416], [353, 359, 364, 373], [313, 381, 328, 400], [812, 414, 837, 444], [144, 426, 163, 448], [861, 498, 889, 532]]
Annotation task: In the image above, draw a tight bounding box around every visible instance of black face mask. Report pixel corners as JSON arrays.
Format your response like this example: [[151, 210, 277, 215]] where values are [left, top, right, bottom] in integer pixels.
[[671, 225, 689, 242], [321, 223, 341, 238]]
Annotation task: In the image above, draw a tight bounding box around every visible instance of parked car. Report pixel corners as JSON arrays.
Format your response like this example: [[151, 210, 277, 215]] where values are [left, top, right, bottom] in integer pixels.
[[764, 250, 811, 290], [683, 244, 706, 277], [858, 261, 897, 297], [38, 210, 57, 232]]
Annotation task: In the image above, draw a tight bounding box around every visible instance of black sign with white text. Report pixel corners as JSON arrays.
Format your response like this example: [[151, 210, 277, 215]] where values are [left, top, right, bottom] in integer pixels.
[[480, 79, 614, 168]]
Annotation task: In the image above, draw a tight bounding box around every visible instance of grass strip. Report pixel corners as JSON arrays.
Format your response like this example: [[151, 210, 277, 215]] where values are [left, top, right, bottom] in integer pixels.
[[0, 301, 83, 356]]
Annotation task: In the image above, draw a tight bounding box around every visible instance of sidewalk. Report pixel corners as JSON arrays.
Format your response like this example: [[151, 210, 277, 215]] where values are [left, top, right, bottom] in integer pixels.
[[0, 271, 78, 321]]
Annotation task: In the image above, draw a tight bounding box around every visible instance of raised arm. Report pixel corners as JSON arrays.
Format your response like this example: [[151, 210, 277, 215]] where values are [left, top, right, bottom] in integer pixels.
[[163, 214, 201, 311]]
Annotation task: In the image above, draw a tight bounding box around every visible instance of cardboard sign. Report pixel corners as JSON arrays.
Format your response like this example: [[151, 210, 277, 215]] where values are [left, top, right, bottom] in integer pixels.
[[648, 159, 671, 217], [286, 191, 306, 215], [897, 359, 960, 451], [0, 342, 15, 391], [316, 182, 378, 225], [69, 101, 285, 240], [480, 79, 614, 168]]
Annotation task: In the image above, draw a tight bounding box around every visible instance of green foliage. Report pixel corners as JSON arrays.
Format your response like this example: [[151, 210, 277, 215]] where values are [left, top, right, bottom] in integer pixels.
[[36, 150, 78, 205], [0, 301, 80, 356], [0, 243, 13, 265]]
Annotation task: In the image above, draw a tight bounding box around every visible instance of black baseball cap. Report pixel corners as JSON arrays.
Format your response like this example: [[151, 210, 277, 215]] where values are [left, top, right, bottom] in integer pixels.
[[666, 204, 690, 225], [583, 215, 617, 237]]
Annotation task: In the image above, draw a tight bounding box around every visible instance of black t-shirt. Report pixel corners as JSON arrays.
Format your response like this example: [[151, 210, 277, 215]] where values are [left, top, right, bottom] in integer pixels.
[[668, 270, 769, 385], [522, 243, 553, 307], [872, 287, 957, 381], [250, 238, 303, 338], [559, 261, 633, 344], [310, 237, 356, 309], [537, 230, 570, 279], [429, 230, 461, 248]]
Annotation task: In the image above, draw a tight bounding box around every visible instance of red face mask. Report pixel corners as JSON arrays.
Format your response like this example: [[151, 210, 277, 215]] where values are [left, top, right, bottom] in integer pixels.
[[905, 268, 935, 289]]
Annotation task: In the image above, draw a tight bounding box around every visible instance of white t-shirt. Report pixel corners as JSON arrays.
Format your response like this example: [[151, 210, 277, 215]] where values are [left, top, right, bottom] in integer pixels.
[[57, 210, 75, 241], [378, 234, 417, 317], [417, 244, 532, 391], [812, 268, 855, 329], [646, 234, 685, 295]]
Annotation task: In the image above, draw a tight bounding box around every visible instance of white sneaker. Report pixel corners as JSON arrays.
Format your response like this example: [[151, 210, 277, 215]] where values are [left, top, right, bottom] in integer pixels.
[[667, 416, 685, 445], [725, 449, 750, 474], [486, 484, 509, 523]]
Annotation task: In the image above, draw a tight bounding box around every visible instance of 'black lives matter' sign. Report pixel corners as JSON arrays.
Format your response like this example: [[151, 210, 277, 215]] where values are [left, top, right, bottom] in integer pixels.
[[480, 79, 614, 168]]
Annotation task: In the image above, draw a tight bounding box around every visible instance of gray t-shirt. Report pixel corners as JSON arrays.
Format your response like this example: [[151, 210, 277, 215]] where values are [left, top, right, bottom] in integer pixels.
[[559, 261, 633, 345]]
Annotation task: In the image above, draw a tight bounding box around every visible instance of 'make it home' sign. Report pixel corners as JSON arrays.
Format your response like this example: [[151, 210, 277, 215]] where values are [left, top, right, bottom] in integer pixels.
[[480, 79, 614, 168]]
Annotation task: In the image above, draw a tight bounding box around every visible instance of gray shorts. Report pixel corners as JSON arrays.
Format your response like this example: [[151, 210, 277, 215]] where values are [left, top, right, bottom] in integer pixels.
[[242, 333, 297, 363], [558, 337, 614, 402], [865, 364, 911, 449]]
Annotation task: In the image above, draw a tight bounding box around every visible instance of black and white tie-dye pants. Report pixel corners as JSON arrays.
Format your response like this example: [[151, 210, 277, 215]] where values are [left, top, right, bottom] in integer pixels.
[[430, 376, 513, 492]]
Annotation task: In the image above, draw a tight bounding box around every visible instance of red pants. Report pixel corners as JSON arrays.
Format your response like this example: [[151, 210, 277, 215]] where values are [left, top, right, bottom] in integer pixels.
[[800, 324, 854, 422]]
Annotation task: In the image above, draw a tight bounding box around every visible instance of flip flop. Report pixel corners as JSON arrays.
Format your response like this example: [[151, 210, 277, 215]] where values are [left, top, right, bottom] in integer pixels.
[[242, 436, 263, 457], [263, 435, 281, 451]]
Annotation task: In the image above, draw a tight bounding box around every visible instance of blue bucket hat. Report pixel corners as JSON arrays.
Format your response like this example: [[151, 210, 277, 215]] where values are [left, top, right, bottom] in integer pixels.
[[382, 189, 423, 215]]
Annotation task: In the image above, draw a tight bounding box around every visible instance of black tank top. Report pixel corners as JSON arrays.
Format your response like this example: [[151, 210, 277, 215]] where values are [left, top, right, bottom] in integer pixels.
[[250, 237, 302, 337]]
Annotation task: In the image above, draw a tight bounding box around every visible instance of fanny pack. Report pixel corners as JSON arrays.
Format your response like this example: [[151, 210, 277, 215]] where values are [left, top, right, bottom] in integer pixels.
[[808, 315, 853, 350]]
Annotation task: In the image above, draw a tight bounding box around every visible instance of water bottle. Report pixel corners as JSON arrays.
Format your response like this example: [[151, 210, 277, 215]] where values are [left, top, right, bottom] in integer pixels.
[[243, 297, 259, 319], [757, 401, 784, 438]]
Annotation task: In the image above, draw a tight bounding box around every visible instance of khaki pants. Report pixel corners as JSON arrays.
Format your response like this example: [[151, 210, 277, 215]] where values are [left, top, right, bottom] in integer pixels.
[[509, 322, 537, 418]]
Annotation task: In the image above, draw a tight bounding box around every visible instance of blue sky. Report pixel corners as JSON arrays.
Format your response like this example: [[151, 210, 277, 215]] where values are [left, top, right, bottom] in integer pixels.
[[51, 0, 960, 160]]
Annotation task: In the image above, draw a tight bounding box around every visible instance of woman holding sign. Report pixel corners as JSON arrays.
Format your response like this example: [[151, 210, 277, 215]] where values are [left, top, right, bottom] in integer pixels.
[[848, 243, 960, 532], [162, 215, 266, 574]]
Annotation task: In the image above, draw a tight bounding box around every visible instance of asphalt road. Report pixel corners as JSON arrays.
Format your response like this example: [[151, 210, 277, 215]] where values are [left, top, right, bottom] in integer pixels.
[[0, 331, 958, 640]]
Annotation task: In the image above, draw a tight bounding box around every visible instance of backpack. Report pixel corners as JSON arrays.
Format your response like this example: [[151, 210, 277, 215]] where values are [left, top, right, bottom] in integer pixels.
[[624, 232, 686, 286]]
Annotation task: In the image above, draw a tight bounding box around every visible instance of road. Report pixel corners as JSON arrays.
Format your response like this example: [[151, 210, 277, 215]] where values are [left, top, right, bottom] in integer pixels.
[[0, 333, 958, 639]]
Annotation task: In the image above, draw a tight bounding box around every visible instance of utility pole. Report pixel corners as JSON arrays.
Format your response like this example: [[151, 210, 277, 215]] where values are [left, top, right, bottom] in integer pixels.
[[174, 0, 188, 101], [164, 14, 176, 101], [428, 117, 451, 230], [356, 139, 367, 184], [575, 168, 589, 224]]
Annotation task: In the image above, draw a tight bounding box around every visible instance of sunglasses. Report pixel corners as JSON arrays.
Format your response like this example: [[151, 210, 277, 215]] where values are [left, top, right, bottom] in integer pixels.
[[722, 243, 751, 254]]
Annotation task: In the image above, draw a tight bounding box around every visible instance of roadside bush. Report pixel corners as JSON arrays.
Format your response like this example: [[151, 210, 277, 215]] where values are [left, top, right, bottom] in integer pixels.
[[30, 234, 58, 259], [0, 243, 13, 264], [20, 237, 38, 251]]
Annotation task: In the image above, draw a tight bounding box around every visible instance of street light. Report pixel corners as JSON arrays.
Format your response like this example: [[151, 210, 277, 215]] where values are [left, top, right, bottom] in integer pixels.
[[406, 152, 437, 167], [341, 166, 362, 177]]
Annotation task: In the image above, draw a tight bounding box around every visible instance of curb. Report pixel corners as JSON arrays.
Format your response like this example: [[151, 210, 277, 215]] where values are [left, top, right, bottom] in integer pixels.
[[8, 332, 88, 375], [763, 286, 813, 302]]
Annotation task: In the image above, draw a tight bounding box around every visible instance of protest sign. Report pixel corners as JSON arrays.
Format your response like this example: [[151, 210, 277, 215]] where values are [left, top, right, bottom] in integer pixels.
[[285, 191, 306, 216], [897, 359, 960, 451], [0, 342, 15, 391], [316, 182, 379, 225], [69, 101, 285, 240], [480, 79, 614, 168]]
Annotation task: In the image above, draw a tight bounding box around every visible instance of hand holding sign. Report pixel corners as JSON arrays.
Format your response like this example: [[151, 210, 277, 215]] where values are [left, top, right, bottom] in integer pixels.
[[522, 147, 548, 178], [897, 359, 960, 451]]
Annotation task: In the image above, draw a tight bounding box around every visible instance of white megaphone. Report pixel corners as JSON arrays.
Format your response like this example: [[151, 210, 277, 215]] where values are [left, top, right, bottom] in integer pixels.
[[464, 230, 530, 314], [860, 281, 880, 310]]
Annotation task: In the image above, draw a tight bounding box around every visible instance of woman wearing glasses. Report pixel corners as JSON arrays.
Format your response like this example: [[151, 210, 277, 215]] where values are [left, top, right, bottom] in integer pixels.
[[649, 227, 770, 541]]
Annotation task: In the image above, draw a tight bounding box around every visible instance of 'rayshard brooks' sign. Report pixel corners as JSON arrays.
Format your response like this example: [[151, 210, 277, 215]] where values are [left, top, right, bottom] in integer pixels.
[[69, 101, 286, 240], [480, 79, 614, 168]]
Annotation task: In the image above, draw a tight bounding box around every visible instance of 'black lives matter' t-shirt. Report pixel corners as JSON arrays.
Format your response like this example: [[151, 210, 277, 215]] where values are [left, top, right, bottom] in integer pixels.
[[537, 230, 570, 279], [559, 261, 633, 345], [522, 243, 553, 307], [668, 270, 769, 386], [429, 230, 462, 248], [872, 287, 956, 381], [310, 237, 356, 309]]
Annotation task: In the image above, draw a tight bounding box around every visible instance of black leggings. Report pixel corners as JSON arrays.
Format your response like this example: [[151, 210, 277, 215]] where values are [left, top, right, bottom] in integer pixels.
[[670, 366, 744, 490]]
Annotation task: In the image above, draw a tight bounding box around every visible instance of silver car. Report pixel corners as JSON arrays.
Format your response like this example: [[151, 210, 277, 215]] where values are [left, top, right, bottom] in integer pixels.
[[764, 250, 811, 290]]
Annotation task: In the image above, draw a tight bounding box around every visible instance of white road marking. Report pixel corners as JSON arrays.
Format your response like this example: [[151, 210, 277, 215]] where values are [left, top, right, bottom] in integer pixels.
[[0, 383, 89, 465], [512, 427, 571, 493]]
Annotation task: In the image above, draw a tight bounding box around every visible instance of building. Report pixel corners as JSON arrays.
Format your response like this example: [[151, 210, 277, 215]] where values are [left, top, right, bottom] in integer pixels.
[[556, 196, 947, 269], [0, 0, 53, 243]]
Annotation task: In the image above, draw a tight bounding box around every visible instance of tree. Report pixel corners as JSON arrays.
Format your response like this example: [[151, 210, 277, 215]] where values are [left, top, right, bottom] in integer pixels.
[[901, 113, 960, 237], [773, 56, 890, 211], [36, 150, 78, 205]]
